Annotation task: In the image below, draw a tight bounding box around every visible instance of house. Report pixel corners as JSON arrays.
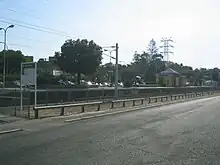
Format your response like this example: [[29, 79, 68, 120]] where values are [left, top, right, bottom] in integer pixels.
[[156, 68, 186, 87], [37, 57, 63, 76]]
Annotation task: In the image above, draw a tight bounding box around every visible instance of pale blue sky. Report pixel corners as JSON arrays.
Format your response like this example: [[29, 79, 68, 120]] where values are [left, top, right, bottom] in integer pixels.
[[0, 0, 220, 68]]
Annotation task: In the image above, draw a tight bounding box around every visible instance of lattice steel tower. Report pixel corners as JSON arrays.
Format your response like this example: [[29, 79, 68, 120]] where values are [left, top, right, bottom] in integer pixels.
[[160, 37, 174, 62]]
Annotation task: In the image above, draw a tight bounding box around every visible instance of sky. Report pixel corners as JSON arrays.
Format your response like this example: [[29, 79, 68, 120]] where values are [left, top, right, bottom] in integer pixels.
[[0, 0, 220, 69]]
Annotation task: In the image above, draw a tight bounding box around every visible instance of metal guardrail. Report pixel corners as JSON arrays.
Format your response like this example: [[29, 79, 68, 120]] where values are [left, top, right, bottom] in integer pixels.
[[111, 98, 145, 108], [33, 90, 219, 119], [34, 101, 102, 119]]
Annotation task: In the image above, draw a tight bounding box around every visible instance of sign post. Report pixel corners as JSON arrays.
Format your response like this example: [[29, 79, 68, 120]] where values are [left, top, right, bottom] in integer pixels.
[[20, 62, 37, 112]]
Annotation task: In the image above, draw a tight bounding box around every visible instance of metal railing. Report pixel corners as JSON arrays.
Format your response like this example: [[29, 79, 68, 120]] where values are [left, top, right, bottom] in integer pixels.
[[32, 91, 219, 119], [34, 101, 102, 119]]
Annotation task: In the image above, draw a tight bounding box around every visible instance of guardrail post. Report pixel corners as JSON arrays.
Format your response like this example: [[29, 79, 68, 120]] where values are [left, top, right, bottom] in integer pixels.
[[97, 103, 100, 111], [81, 105, 85, 113], [123, 101, 125, 107], [133, 100, 135, 106], [34, 109, 39, 119], [141, 99, 144, 105], [60, 107, 64, 116]]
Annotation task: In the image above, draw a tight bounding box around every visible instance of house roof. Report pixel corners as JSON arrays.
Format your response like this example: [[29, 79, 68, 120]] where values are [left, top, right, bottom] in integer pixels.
[[159, 68, 180, 76]]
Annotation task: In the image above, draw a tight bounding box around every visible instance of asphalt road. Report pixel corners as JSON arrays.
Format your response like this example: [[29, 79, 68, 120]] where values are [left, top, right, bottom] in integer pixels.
[[1, 96, 220, 165]]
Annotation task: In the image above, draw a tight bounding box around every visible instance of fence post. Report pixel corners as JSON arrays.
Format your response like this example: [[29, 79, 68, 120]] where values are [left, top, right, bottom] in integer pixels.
[[123, 101, 125, 107], [97, 103, 100, 111], [133, 100, 135, 106], [81, 105, 85, 113], [45, 91, 49, 105], [34, 109, 39, 119], [27, 90, 30, 119], [141, 99, 144, 105], [14, 100, 17, 116], [102, 88, 105, 100], [60, 107, 64, 116], [111, 102, 114, 109]]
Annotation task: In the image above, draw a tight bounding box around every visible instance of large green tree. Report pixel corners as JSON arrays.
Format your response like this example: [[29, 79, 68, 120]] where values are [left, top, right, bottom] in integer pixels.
[[0, 50, 27, 75], [55, 39, 102, 84]]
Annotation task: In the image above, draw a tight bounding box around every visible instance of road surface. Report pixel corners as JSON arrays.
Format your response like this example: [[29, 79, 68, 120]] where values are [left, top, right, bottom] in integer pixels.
[[1, 96, 220, 165]]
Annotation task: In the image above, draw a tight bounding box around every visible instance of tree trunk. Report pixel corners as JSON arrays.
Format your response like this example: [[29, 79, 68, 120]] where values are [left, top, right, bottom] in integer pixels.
[[77, 73, 81, 85]]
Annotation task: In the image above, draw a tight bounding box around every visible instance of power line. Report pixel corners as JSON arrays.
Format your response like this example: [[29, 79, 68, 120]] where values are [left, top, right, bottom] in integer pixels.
[[0, 42, 31, 48], [102, 53, 127, 65], [102, 53, 115, 59], [0, 19, 72, 38], [7, 43, 31, 48], [4, 8, 41, 19], [0, 33, 52, 44], [0, 17, 68, 35]]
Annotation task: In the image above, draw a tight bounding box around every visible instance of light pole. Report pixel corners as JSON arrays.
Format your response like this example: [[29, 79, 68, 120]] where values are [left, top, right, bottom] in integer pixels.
[[0, 24, 14, 88], [115, 43, 119, 99], [0, 42, 8, 50]]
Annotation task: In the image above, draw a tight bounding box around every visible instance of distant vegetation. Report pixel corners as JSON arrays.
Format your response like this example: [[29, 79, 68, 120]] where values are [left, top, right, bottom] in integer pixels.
[[0, 38, 219, 87]]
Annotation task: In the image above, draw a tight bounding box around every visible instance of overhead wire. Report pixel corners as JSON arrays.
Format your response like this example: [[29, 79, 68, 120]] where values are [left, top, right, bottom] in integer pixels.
[[0, 19, 72, 38], [1, 17, 69, 35]]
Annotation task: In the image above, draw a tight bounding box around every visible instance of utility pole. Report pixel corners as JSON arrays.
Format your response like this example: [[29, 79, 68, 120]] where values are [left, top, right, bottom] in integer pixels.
[[115, 43, 119, 99], [102, 43, 119, 99], [160, 37, 174, 62]]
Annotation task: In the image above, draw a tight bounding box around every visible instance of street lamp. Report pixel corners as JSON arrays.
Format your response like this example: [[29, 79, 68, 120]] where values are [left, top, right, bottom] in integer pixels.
[[0, 24, 14, 88]]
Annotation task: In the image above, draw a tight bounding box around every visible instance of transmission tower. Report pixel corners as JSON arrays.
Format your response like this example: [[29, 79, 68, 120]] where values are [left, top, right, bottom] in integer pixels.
[[160, 37, 174, 62]]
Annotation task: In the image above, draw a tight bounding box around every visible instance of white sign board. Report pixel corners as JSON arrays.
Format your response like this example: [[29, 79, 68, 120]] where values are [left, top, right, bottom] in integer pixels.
[[21, 63, 36, 86], [20, 62, 37, 112]]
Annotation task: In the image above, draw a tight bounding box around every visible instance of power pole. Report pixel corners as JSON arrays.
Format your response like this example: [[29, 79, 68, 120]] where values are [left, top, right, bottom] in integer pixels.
[[160, 37, 174, 62], [115, 43, 119, 99]]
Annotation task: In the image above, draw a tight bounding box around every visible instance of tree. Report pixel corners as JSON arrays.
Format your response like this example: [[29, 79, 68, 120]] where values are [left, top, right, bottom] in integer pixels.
[[55, 39, 102, 84], [147, 39, 158, 59], [0, 50, 27, 76], [132, 39, 165, 82]]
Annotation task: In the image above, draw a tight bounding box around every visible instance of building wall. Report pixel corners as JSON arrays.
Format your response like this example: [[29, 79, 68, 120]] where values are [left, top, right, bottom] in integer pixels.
[[37, 58, 61, 75], [179, 76, 186, 87], [157, 75, 180, 87]]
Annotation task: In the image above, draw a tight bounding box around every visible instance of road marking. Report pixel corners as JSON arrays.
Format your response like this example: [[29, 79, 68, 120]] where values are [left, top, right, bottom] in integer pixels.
[[0, 128, 23, 135]]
